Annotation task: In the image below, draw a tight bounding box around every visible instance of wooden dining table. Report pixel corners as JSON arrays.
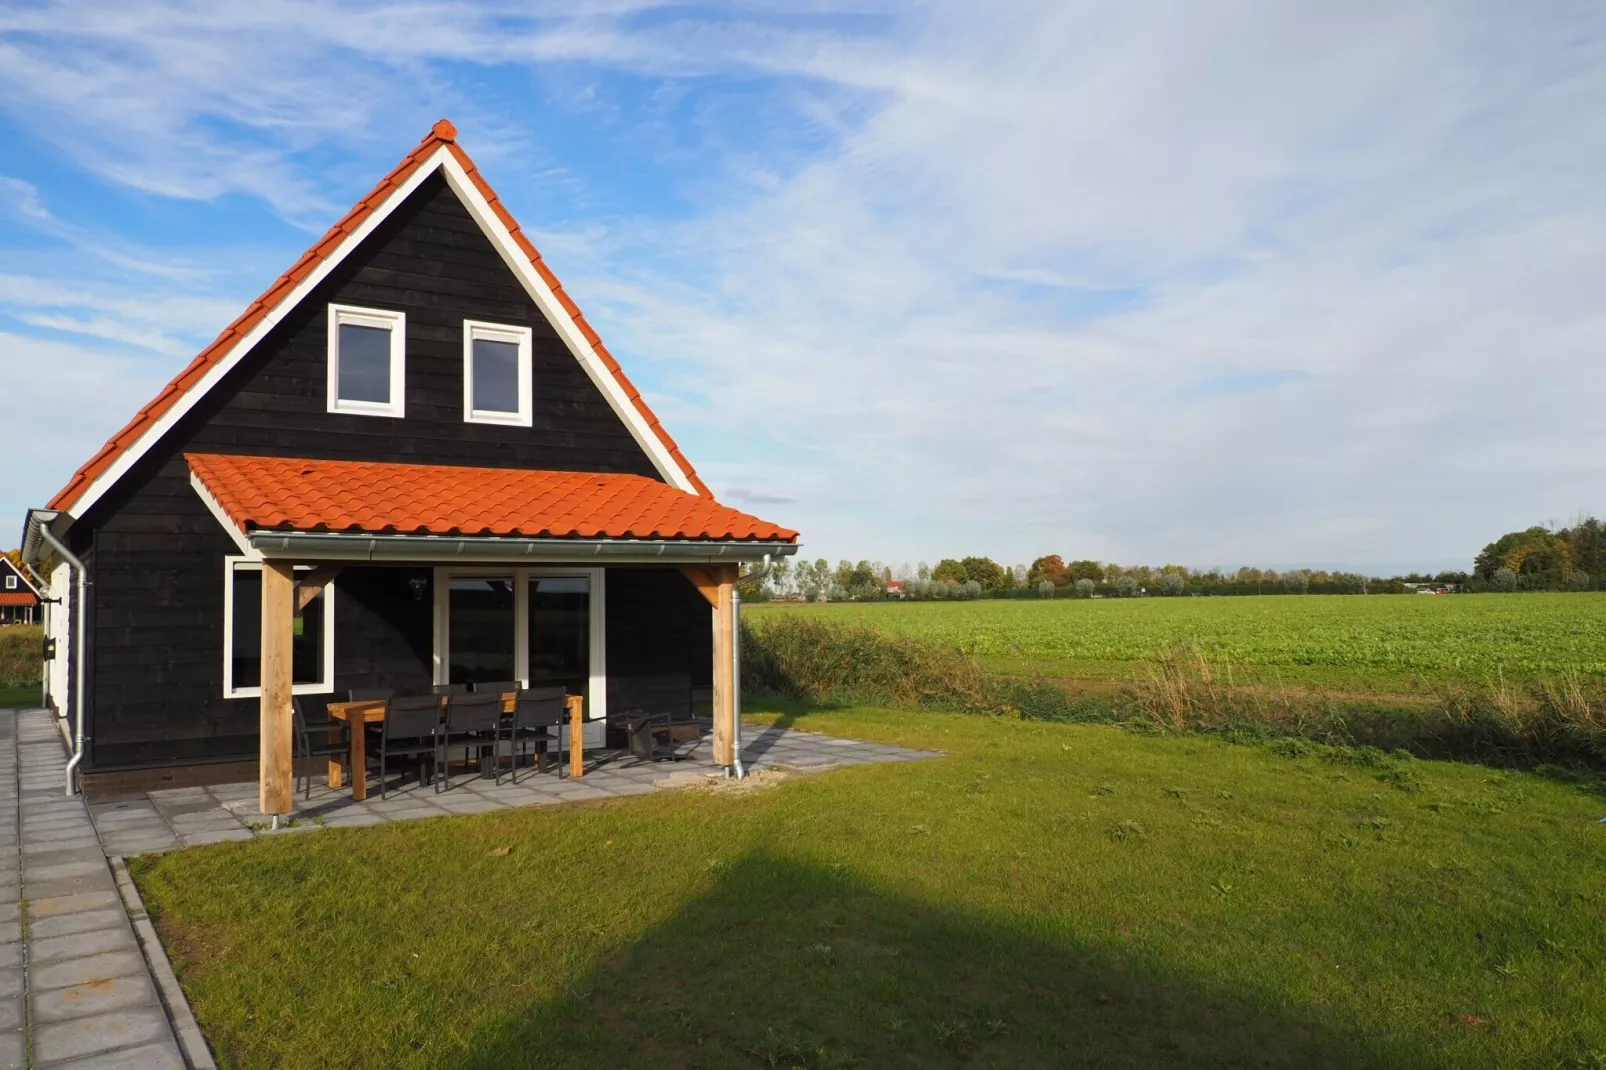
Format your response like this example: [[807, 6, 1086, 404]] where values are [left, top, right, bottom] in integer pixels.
[[325, 692, 586, 801]]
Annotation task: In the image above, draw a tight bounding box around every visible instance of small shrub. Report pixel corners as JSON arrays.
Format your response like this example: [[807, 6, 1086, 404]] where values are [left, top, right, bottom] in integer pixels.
[[1160, 573, 1185, 597], [1283, 570, 1310, 594], [1037, 580, 1055, 598], [1492, 567, 1518, 592], [1112, 576, 1139, 598], [0, 627, 43, 687], [1074, 578, 1095, 598]]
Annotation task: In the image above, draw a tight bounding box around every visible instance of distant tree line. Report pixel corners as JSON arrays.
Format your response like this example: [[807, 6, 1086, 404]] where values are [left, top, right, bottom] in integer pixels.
[[749, 517, 1606, 602]]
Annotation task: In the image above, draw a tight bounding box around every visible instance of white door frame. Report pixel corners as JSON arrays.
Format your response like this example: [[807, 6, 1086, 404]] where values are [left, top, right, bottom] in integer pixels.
[[432, 566, 607, 721]]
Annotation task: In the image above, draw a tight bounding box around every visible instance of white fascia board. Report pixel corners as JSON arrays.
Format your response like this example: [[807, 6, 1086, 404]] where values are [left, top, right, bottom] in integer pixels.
[[437, 156, 699, 495], [189, 471, 260, 559], [63, 148, 454, 520]]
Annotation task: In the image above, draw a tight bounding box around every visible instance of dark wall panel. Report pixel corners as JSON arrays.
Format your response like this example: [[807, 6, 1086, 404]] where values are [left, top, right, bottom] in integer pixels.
[[605, 567, 712, 717], [78, 172, 671, 770]]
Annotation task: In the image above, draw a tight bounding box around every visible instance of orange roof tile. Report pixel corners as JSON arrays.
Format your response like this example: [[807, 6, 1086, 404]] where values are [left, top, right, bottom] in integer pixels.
[[0, 593, 36, 607], [48, 119, 711, 514], [186, 454, 797, 542]]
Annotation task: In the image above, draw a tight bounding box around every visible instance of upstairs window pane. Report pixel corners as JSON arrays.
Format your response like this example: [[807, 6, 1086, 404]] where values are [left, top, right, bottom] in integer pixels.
[[338, 324, 393, 404], [472, 338, 521, 414]]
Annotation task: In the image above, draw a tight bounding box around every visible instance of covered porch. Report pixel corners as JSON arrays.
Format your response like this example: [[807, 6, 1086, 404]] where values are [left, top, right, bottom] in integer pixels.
[[184, 453, 799, 816]]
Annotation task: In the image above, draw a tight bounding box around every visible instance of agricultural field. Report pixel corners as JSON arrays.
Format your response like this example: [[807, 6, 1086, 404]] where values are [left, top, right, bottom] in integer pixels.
[[750, 593, 1606, 694]]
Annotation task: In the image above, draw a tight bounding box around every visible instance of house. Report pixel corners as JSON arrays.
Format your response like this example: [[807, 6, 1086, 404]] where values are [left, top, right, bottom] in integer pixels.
[[0, 558, 42, 625], [886, 579, 905, 598], [21, 121, 798, 807]]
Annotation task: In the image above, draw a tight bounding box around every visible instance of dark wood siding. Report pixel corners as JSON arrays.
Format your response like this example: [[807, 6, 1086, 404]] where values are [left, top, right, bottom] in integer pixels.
[[77, 172, 674, 770]]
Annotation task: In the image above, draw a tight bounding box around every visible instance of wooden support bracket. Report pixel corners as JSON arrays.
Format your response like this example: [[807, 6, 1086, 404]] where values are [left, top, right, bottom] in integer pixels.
[[295, 565, 343, 612]]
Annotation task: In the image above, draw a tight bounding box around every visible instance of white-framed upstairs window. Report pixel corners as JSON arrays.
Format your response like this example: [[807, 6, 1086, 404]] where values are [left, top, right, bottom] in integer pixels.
[[222, 558, 336, 699], [3, 575, 14, 590], [327, 304, 406, 418], [462, 320, 533, 426]]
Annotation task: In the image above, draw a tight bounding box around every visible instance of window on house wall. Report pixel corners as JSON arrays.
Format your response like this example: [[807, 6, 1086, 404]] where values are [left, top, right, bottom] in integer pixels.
[[462, 321, 533, 426], [327, 304, 406, 417], [223, 559, 335, 698], [3, 575, 15, 590]]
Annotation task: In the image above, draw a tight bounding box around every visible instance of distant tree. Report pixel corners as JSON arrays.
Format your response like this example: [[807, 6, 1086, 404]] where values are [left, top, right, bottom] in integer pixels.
[[1000, 566, 1017, 590], [959, 556, 1006, 590], [1028, 555, 1069, 587], [1283, 570, 1310, 594], [769, 558, 792, 596], [1475, 527, 1568, 581], [849, 560, 877, 590], [1112, 575, 1139, 598], [1066, 559, 1104, 584], [1037, 580, 1055, 598], [917, 562, 931, 582], [1565, 517, 1606, 579], [1491, 567, 1519, 592], [932, 559, 965, 584], [1074, 578, 1095, 598], [1566, 570, 1593, 591], [1160, 572, 1185, 596], [961, 579, 983, 600]]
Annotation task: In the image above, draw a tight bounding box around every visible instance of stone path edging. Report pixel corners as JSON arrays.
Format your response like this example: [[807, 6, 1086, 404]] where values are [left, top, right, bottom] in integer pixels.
[[108, 859, 213, 1070]]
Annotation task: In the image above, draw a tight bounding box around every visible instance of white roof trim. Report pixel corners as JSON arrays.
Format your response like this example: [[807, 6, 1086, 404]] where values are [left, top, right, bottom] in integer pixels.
[[189, 470, 260, 559], [61, 143, 695, 520]]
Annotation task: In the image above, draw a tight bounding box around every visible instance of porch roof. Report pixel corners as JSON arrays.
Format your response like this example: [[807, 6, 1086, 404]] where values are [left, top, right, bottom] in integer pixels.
[[187, 453, 799, 543], [0, 593, 36, 607]]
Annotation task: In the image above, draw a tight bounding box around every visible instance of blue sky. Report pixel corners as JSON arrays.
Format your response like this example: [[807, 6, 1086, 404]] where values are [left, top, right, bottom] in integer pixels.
[[3, 2, 1606, 575]]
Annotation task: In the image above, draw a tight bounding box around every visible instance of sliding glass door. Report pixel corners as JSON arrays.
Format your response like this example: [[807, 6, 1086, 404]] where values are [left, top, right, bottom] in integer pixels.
[[446, 577, 516, 686]]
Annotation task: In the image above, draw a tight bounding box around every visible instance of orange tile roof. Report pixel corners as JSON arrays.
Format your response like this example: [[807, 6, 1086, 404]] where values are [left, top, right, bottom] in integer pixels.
[[0, 593, 36, 607], [187, 454, 797, 542], [48, 119, 711, 514]]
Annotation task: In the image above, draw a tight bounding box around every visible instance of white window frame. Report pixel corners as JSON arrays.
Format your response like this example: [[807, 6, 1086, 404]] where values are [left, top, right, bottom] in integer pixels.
[[222, 557, 337, 699], [327, 304, 406, 418], [432, 566, 605, 721], [3, 575, 14, 590], [461, 320, 533, 426]]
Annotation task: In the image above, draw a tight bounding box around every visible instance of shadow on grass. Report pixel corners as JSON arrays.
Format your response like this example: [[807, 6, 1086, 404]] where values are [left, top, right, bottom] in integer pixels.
[[448, 852, 1423, 1070]]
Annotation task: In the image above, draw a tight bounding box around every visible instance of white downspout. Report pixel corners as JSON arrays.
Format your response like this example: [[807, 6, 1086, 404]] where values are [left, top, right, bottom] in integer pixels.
[[730, 553, 774, 780], [36, 520, 87, 796]]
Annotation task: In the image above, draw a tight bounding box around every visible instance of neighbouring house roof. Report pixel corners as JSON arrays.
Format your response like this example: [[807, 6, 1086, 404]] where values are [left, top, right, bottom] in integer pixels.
[[187, 454, 798, 542], [46, 119, 712, 517], [0, 593, 37, 607]]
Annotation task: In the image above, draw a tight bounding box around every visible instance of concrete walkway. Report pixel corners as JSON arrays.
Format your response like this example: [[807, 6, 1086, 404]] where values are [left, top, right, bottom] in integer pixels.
[[3, 710, 184, 1068]]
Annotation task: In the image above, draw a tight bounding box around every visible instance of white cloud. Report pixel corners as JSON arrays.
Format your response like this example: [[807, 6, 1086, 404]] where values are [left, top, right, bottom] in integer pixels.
[[2, 1, 1605, 572]]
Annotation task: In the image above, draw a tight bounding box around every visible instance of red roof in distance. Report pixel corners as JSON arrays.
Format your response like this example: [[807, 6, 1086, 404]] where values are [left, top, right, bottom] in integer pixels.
[[187, 454, 798, 543]]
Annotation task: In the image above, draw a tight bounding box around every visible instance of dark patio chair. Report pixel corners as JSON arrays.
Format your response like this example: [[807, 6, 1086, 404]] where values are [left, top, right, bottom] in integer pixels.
[[502, 686, 566, 782], [433, 682, 469, 696], [472, 680, 521, 700], [293, 697, 352, 800], [437, 692, 504, 791], [607, 672, 693, 763], [377, 695, 443, 800]]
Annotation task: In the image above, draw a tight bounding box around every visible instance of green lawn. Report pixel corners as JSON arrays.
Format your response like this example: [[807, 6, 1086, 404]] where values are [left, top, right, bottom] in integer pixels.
[[134, 704, 1606, 1069], [0, 684, 39, 709], [751, 593, 1606, 693]]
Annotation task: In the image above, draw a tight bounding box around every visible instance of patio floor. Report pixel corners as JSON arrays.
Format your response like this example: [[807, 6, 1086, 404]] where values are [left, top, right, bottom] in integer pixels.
[[84, 721, 939, 855]]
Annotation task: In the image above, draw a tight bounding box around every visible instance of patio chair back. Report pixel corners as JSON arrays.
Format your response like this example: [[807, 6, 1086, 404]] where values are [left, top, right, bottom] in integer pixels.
[[514, 686, 566, 730], [348, 687, 394, 703], [384, 695, 443, 740], [472, 680, 521, 700], [432, 682, 469, 696], [444, 691, 502, 735]]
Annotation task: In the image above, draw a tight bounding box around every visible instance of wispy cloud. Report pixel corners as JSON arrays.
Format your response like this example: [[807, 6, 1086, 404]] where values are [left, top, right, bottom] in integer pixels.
[[2, 1, 1605, 572]]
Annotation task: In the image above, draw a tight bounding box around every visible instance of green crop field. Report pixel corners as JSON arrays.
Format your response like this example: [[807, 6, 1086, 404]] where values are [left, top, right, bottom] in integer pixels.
[[750, 593, 1606, 693]]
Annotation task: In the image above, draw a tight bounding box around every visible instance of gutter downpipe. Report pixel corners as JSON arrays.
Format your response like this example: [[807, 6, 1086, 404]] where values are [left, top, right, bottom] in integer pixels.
[[35, 516, 86, 796], [731, 553, 774, 780]]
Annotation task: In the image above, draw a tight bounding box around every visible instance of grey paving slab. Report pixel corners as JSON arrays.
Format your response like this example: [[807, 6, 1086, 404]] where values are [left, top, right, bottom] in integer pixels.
[[175, 828, 253, 847], [0, 1030, 20, 1070], [44, 1039, 184, 1070], [29, 891, 123, 920], [32, 1007, 173, 1064], [30, 909, 128, 942], [0, 999, 19, 1033], [31, 926, 139, 964], [32, 971, 160, 1024], [30, 952, 148, 993]]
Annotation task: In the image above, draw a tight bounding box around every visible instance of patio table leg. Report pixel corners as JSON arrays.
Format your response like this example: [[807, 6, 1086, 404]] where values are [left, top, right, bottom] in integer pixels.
[[350, 719, 368, 801], [328, 725, 345, 790]]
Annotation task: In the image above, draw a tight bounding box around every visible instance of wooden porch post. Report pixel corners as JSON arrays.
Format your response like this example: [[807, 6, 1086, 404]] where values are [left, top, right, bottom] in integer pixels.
[[680, 564, 738, 769], [712, 567, 737, 768], [259, 561, 295, 815]]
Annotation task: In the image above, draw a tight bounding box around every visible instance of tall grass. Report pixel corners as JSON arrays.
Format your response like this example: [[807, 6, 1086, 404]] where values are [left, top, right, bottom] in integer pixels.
[[0, 626, 41, 687], [743, 615, 1606, 771]]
